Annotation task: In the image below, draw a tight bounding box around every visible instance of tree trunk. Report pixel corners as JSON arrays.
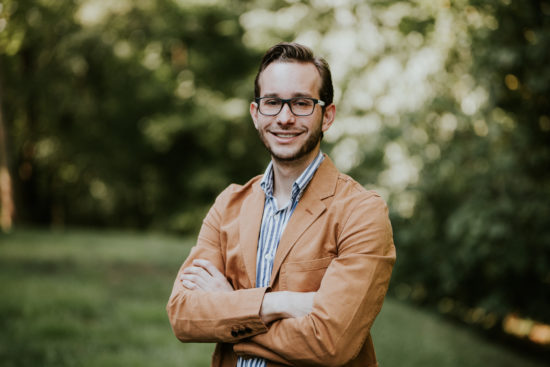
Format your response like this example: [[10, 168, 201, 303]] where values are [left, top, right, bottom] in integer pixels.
[[0, 58, 14, 232]]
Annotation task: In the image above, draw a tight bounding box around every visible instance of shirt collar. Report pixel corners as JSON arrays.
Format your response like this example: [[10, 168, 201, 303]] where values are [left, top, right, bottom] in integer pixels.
[[260, 151, 325, 200]]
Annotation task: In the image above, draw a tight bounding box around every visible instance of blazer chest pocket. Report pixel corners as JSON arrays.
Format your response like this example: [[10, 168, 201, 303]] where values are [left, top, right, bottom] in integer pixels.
[[280, 256, 335, 292]]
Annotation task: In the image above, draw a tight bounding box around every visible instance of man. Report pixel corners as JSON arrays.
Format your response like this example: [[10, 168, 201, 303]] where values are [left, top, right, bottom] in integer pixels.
[[167, 42, 396, 367]]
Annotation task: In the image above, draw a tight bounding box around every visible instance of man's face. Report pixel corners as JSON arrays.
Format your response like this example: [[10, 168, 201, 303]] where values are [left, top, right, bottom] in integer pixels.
[[250, 61, 335, 165]]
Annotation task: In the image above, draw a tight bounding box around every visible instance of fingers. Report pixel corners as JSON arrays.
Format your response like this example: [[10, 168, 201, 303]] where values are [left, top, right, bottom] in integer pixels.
[[183, 263, 211, 278], [181, 279, 197, 290], [181, 265, 210, 290], [192, 259, 222, 278], [180, 259, 234, 292]]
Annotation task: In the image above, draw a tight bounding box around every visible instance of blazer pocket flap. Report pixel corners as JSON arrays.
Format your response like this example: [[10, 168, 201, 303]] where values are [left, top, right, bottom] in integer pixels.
[[281, 256, 335, 291], [285, 256, 335, 272]]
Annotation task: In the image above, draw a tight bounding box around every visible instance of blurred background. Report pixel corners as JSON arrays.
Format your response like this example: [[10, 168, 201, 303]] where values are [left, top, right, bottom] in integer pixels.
[[1, 0, 549, 366]]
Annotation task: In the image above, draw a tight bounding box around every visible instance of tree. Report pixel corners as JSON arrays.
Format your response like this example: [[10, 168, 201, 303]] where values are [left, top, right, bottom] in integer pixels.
[[1, 0, 267, 231]]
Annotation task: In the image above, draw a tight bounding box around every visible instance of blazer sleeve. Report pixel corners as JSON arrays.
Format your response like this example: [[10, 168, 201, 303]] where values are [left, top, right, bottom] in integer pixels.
[[233, 193, 396, 366], [166, 187, 269, 343]]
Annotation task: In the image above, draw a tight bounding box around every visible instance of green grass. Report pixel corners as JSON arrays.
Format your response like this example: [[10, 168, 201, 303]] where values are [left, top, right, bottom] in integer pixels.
[[0, 229, 545, 367], [0, 229, 214, 367], [372, 299, 545, 366]]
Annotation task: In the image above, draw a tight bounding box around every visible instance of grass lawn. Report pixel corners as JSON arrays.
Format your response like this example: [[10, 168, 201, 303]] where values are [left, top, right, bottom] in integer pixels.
[[0, 229, 545, 367]]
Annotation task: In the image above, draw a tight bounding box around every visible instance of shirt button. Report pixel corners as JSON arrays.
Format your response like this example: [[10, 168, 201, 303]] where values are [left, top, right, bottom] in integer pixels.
[[264, 253, 272, 260]]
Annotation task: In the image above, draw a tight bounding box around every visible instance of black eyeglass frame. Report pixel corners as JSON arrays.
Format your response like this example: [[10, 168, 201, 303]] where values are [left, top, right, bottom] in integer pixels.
[[254, 97, 326, 116]]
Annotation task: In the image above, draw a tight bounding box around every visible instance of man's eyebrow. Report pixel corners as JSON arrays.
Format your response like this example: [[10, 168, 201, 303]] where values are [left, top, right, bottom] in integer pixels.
[[291, 92, 314, 98]]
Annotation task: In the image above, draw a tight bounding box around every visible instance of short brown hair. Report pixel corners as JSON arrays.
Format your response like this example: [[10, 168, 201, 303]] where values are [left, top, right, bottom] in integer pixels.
[[254, 42, 334, 106]]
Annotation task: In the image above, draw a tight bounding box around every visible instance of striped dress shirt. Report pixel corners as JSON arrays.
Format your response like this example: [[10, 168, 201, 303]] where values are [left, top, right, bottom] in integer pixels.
[[237, 151, 324, 367]]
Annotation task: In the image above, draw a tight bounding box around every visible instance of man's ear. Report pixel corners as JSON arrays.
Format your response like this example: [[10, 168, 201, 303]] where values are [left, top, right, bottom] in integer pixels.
[[321, 103, 336, 132], [250, 101, 259, 129]]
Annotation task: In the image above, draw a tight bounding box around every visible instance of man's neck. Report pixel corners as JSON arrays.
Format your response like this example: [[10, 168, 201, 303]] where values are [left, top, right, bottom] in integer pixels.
[[271, 148, 320, 207]]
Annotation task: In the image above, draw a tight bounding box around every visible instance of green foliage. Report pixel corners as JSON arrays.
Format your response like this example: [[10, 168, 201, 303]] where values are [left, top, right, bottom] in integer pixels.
[[1, 0, 267, 231], [0, 229, 546, 366], [388, 0, 550, 324]]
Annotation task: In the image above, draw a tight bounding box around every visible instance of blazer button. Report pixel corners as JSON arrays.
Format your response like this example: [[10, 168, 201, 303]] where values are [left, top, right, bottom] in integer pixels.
[[245, 327, 252, 333], [231, 330, 238, 337]]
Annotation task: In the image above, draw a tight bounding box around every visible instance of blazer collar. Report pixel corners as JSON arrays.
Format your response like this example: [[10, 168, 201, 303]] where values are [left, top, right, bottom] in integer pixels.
[[305, 153, 339, 200]]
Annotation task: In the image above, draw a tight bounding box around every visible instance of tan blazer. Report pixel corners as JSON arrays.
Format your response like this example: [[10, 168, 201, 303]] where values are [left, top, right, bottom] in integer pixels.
[[167, 156, 396, 367]]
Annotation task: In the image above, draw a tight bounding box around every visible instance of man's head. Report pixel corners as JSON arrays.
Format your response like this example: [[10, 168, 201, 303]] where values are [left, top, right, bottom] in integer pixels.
[[250, 42, 336, 166], [254, 42, 334, 108]]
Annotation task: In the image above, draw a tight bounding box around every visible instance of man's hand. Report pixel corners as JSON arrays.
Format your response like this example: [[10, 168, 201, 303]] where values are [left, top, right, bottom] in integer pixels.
[[260, 291, 315, 324], [180, 259, 234, 292]]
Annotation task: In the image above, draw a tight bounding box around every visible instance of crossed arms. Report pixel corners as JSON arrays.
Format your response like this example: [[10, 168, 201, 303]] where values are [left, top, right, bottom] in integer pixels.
[[181, 258, 316, 324], [166, 192, 396, 366]]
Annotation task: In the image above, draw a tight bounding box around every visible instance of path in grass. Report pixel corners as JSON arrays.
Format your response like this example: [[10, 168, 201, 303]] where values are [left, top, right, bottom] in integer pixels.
[[0, 229, 545, 367]]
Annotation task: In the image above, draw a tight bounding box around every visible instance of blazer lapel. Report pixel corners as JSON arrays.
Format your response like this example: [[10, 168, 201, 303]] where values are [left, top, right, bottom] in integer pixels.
[[239, 181, 265, 288], [269, 156, 339, 285]]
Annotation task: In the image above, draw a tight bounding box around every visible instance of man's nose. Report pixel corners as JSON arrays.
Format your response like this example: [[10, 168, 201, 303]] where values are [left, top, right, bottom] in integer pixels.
[[277, 102, 295, 124]]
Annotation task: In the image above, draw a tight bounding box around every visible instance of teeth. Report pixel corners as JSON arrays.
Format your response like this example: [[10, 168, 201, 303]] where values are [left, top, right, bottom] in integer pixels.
[[275, 133, 297, 138]]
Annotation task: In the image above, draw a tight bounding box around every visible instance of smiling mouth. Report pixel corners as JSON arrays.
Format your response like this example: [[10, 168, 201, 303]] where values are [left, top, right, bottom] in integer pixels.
[[271, 132, 302, 138]]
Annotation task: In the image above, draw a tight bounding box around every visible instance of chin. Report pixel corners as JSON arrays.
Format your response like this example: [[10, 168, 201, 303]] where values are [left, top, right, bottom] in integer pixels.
[[270, 147, 315, 163], [270, 150, 300, 162]]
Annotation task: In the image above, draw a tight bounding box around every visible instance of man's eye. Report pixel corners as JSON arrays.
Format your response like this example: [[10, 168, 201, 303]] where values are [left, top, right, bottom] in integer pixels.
[[263, 99, 281, 106], [293, 99, 312, 107]]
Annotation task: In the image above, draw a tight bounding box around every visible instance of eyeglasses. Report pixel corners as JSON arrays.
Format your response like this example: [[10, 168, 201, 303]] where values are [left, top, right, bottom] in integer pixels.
[[255, 97, 325, 116]]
